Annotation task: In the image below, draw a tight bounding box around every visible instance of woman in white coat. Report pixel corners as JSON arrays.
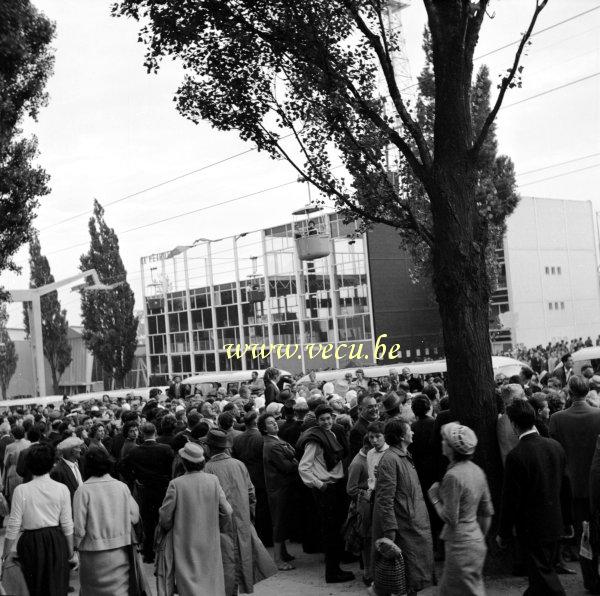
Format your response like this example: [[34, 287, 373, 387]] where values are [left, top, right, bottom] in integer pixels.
[[73, 447, 140, 596]]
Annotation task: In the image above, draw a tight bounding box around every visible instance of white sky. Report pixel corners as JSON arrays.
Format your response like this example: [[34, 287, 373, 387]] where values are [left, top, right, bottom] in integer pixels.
[[1, 0, 599, 328]]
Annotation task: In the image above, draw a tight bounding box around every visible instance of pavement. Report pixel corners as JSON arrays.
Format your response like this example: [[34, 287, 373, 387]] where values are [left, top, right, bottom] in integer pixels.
[[0, 535, 592, 595]]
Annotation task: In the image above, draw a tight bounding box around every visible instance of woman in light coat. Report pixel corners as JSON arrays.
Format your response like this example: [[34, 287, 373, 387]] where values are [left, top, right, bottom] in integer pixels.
[[372, 418, 433, 596], [3, 425, 30, 504], [159, 442, 232, 596], [73, 447, 139, 596], [428, 423, 494, 596]]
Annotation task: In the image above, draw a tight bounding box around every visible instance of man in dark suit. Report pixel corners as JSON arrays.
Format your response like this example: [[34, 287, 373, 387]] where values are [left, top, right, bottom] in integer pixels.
[[50, 437, 84, 503], [348, 394, 379, 459], [120, 422, 174, 563], [166, 376, 190, 400], [551, 353, 574, 387], [231, 411, 272, 546], [549, 374, 600, 591], [498, 400, 572, 596]]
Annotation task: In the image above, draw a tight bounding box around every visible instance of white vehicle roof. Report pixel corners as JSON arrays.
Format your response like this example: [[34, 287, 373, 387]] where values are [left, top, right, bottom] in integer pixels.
[[296, 356, 529, 384], [182, 369, 291, 385], [0, 386, 169, 410], [572, 347, 600, 361]]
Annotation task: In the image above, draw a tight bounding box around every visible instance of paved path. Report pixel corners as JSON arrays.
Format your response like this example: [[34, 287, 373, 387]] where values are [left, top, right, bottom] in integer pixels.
[[1, 535, 590, 595]]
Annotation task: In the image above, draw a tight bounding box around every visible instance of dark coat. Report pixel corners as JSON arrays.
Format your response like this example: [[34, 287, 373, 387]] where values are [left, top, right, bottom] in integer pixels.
[[549, 399, 600, 499], [264, 382, 280, 406], [349, 417, 370, 460], [50, 458, 81, 503], [166, 382, 190, 400], [499, 433, 572, 543], [277, 420, 303, 448], [409, 416, 436, 493], [262, 435, 297, 493], [119, 440, 174, 491], [231, 428, 265, 491]]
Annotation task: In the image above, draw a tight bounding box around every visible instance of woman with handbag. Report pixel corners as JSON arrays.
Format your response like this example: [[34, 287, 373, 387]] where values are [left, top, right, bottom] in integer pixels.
[[73, 447, 140, 596], [371, 418, 433, 596], [2, 443, 73, 596], [427, 423, 494, 596]]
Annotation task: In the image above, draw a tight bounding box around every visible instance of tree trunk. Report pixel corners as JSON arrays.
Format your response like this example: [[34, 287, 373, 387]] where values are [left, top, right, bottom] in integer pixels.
[[50, 364, 60, 395], [427, 19, 503, 500]]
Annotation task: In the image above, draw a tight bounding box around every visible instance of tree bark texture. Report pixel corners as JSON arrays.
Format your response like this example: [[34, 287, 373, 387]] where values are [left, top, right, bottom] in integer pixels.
[[427, 5, 502, 496]]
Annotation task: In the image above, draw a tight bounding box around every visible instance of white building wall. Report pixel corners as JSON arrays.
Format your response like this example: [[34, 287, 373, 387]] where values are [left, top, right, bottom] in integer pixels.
[[504, 197, 600, 347]]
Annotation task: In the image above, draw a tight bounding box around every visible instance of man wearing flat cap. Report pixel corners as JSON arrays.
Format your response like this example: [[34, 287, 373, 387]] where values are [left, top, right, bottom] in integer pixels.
[[50, 436, 84, 503]]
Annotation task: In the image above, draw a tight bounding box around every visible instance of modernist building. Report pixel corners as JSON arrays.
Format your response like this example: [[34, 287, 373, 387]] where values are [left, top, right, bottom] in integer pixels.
[[141, 197, 600, 384]]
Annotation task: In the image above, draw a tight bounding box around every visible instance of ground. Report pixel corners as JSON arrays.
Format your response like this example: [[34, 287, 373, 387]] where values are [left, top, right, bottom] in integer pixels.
[[50, 541, 590, 595]]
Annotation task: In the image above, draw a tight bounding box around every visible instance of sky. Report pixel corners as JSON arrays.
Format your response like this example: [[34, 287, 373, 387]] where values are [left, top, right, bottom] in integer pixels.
[[1, 0, 599, 328]]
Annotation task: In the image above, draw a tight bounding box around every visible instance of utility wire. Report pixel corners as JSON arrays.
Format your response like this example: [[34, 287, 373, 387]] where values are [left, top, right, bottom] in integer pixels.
[[516, 152, 600, 176], [500, 71, 600, 109], [518, 162, 600, 188], [475, 5, 600, 60]]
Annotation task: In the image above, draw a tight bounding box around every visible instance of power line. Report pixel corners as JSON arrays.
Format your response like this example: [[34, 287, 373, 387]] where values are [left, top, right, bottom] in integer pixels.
[[516, 152, 600, 176], [45, 179, 300, 256], [475, 5, 600, 60], [40, 147, 258, 231], [518, 162, 600, 188], [500, 71, 600, 109]]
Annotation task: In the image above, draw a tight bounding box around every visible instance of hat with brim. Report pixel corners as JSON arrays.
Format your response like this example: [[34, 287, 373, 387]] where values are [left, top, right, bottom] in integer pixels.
[[57, 437, 84, 451], [206, 429, 228, 450], [441, 422, 478, 455], [179, 442, 205, 463]]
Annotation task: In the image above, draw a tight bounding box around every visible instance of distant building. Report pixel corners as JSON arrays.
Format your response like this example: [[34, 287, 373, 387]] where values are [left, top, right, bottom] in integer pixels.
[[141, 197, 600, 383]]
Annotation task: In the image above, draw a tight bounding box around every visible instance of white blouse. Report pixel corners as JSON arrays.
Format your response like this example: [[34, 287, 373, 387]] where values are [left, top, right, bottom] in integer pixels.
[[6, 474, 73, 540]]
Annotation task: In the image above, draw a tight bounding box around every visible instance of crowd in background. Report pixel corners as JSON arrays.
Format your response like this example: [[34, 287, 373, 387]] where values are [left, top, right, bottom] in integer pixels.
[[1, 355, 600, 595]]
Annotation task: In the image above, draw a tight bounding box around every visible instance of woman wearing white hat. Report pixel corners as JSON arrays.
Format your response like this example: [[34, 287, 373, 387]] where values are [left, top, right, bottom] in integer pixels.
[[427, 423, 494, 596]]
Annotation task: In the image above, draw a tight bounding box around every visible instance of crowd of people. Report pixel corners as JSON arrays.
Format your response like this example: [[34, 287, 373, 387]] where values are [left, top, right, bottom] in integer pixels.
[[1, 360, 600, 595]]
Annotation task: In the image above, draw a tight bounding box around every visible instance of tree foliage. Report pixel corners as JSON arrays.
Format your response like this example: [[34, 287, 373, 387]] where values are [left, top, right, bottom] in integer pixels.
[[23, 233, 72, 394], [0, 305, 18, 399], [113, 0, 548, 482], [80, 200, 138, 388], [400, 29, 519, 285], [0, 1, 54, 284]]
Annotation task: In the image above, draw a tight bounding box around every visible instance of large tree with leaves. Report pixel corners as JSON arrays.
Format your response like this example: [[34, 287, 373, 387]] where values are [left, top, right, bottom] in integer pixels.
[[113, 0, 547, 481], [22, 233, 72, 394], [0, 304, 18, 399], [0, 1, 54, 289], [80, 200, 138, 389]]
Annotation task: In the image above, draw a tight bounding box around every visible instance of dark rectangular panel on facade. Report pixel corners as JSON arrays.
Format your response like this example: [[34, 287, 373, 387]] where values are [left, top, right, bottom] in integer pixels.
[[366, 225, 444, 362]]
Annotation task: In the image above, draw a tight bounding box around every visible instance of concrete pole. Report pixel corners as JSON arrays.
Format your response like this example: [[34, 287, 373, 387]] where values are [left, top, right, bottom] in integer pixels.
[[31, 296, 45, 396]]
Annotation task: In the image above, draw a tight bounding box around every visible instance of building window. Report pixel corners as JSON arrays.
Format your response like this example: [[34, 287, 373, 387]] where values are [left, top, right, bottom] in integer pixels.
[[551, 267, 555, 275], [549, 303, 553, 310], [545, 266, 549, 274], [561, 302, 565, 310], [557, 266, 562, 275], [555, 302, 559, 310], [416, 349, 421, 357]]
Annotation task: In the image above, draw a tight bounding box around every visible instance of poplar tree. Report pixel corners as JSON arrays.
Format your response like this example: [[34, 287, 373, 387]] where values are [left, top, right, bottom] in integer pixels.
[[80, 200, 138, 389], [1, 1, 54, 289], [23, 233, 72, 394], [0, 305, 18, 399]]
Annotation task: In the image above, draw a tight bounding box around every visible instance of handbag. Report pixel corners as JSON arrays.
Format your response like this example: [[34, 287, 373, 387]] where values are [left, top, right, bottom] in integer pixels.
[[373, 538, 407, 596], [0, 554, 30, 596]]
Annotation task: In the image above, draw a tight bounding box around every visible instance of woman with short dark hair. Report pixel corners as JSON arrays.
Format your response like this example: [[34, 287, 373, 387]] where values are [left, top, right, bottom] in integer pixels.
[[2, 443, 73, 596], [372, 418, 433, 595], [73, 447, 140, 596]]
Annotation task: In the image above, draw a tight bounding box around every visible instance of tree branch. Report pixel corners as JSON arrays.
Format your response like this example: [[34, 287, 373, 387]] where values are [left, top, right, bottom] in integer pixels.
[[341, 0, 433, 170], [470, 0, 548, 157]]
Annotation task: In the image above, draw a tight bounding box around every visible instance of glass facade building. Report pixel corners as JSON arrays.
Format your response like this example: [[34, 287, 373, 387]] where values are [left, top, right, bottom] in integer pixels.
[[141, 212, 378, 384]]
